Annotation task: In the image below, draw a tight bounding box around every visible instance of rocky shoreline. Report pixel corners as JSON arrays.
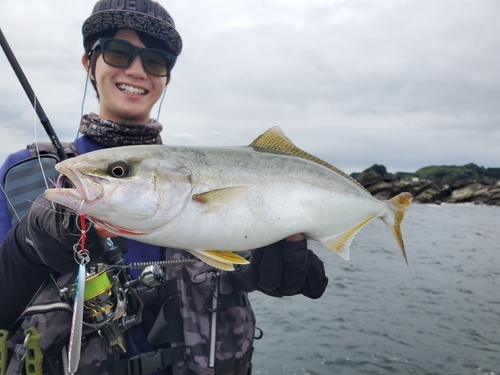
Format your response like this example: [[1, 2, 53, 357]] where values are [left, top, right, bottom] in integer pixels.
[[356, 169, 500, 206]]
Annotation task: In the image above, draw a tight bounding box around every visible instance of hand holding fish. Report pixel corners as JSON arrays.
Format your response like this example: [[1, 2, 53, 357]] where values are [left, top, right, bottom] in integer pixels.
[[286, 233, 305, 242], [16, 195, 107, 274], [228, 238, 329, 299], [95, 225, 117, 240]]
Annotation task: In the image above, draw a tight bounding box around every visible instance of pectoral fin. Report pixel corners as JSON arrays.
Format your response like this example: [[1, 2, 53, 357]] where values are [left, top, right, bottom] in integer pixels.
[[322, 216, 376, 261], [193, 186, 250, 212]]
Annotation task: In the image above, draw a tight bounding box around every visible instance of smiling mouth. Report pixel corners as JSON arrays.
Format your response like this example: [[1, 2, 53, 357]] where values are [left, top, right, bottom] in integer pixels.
[[117, 83, 148, 95]]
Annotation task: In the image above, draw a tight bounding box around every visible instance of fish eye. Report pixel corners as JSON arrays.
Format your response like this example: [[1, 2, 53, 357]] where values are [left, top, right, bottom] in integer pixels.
[[107, 160, 130, 178]]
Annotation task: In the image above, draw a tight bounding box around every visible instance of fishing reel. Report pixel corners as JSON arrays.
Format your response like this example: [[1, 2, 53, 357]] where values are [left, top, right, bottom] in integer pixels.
[[60, 262, 167, 353]]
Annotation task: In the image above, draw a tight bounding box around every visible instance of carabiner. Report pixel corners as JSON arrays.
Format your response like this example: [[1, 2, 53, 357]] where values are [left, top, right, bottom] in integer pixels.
[[191, 271, 208, 284], [14, 345, 27, 375]]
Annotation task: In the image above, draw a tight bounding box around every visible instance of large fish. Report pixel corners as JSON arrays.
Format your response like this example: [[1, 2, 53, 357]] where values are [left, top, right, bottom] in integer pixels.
[[44, 127, 413, 270]]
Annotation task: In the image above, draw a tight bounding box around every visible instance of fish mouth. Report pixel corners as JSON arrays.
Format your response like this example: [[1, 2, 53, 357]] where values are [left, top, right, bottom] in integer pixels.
[[52, 165, 147, 236], [55, 164, 104, 202]]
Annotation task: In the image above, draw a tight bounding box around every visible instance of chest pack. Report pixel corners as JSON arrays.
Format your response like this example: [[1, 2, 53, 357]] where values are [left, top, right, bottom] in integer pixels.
[[2, 142, 77, 226]]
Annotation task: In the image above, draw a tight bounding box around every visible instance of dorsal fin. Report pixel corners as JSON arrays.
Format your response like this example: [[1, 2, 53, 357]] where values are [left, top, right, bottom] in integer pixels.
[[250, 127, 370, 193]]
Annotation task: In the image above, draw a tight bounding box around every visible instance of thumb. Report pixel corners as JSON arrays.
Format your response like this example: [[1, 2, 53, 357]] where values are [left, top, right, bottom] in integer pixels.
[[94, 225, 117, 239]]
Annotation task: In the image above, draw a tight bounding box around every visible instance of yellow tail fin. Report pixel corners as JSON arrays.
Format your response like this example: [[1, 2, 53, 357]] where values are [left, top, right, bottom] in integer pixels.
[[382, 192, 413, 268]]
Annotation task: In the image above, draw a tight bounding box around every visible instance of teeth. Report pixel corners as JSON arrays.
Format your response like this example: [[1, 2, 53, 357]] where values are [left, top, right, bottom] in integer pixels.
[[117, 84, 146, 95]]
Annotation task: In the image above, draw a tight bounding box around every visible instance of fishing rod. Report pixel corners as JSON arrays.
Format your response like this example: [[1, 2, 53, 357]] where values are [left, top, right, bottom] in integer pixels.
[[0, 27, 67, 161]]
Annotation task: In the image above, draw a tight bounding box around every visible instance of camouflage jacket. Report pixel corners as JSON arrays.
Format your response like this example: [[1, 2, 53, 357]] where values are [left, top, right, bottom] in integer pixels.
[[165, 249, 255, 375], [4, 247, 255, 375]]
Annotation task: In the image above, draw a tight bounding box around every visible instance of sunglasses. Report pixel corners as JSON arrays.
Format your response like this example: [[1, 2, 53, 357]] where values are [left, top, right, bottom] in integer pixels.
[[91, 38, 176, 77]]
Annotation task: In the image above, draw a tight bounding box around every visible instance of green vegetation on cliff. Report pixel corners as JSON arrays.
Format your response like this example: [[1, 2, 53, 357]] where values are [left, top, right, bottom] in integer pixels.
[[399, 163, 500, 182], [352, 163, 500, 182]]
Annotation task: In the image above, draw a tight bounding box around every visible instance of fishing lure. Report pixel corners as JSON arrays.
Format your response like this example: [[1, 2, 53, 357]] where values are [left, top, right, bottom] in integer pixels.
[[67, 213, 89, 374]]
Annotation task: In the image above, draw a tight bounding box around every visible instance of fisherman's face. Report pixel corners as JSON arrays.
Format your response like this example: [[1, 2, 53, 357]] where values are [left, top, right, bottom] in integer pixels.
[[91, 29, 168, 124]]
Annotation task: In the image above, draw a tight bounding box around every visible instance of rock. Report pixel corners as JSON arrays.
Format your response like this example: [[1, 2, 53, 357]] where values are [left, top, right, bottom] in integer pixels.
[[449, 183, 482, 202], [472, 186, 500, 205], [415, 188, 441, 203], [355, 166, 500, 206], [357, 171, 383, 188], [479, 177, 497, 186], [383, 174, 398, 182]]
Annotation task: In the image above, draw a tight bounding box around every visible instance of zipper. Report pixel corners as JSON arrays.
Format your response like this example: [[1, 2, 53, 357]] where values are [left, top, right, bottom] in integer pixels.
[[22, 302, 72, 316], [208, 270, 220, 369], [61, 345, 70, 375]]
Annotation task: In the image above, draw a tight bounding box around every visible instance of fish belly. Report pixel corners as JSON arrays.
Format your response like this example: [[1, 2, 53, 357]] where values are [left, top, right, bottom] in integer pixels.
[[136, 178, 387, 252]]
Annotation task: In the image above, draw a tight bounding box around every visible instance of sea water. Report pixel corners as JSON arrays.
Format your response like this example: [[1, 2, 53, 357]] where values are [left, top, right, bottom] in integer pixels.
[[249, 203, 500, 375]]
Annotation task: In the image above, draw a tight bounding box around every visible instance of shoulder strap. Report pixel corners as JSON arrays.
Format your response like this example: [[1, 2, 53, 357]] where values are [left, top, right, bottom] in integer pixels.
[[104, 346, 185, 375], [27, 142, 78, 159]]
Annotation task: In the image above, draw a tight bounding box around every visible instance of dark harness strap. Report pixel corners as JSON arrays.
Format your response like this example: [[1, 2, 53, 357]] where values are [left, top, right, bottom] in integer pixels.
[[27, 142, 78, 159], [105, 275, 185, 375], [105, 345, 185, 375], [220, 293, 248, 310], [142, 280, 184, 347], [136, 279, 179, 306]]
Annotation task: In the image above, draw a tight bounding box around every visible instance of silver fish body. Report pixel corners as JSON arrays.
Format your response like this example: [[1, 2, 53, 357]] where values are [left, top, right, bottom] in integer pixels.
[[45, 127, 413, 270]]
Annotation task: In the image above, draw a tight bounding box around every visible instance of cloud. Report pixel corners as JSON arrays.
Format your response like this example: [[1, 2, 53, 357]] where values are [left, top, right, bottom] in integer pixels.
[[1, 0, 499, 173]]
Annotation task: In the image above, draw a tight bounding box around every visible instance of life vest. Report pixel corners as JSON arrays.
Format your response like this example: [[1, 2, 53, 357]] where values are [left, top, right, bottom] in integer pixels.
[[3, 252, 255, 375]]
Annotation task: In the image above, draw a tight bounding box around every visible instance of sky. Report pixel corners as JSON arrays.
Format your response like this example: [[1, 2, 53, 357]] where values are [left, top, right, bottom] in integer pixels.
[[0, 0, 499, 174]]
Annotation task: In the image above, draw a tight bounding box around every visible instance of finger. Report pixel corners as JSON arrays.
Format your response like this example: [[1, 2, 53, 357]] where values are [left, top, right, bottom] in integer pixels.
[[280, 239, 308, 295], [256, 242, 285, 292], [286, 233, 305, 242], [95, 225, 117, 239], [301, 250, 329, 299], [250, 247, 265, 269]]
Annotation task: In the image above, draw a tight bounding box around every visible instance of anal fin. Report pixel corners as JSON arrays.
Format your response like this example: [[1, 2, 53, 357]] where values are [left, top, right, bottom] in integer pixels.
[[322, 216, 376, 261], [189, 249, 250, 271]]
